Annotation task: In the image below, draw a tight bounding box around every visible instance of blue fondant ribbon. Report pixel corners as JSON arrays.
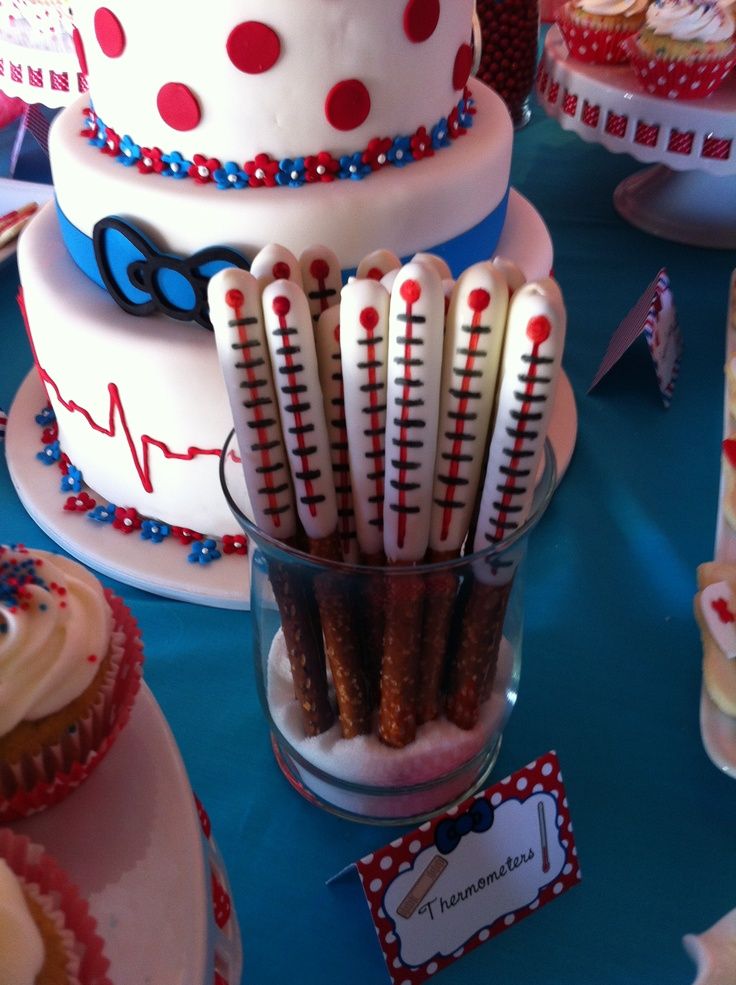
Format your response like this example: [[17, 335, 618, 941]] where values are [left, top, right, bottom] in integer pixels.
[[57, 205, 249, 330], [56, 185, 510, 329]]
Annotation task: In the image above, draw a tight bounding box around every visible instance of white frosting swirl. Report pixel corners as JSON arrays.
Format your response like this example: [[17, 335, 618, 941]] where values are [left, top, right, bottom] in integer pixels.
[[646, 0, 735, 41], [0, 859, 44, 985], [577, 0, 648, 18], [0, 546, 112, 738]]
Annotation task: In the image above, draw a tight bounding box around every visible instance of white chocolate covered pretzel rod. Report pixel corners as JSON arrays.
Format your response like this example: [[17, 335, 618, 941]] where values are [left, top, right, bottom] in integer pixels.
[[340, 277, 391, 702], [418, 262, 510, 723], [379, 262, 445, 748], [315, 304, 359, 563], [355, 248, 401, 282], [446, 279, 566, 730], [209, 268, 333, 736], [300, 245, 342, 326], [250, 243, 304, 291], [262, 279, 371, 738]]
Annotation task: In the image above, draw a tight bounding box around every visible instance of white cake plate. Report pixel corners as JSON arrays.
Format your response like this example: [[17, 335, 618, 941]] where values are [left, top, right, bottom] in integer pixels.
[[6, 370, 252, 609], [11, 684, 244, 985], [537, 26, 736, 248]]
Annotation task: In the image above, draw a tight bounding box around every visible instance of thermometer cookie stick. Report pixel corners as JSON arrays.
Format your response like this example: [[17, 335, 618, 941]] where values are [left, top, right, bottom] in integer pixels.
[[418, 262, 510, 724], [262, 279, 371, 738], [209, 268, 334, 736], [379, 262, 444, 747], [340, 278, 391, 700], [314, 304, 359, 563], [446, 279, 566, 730]]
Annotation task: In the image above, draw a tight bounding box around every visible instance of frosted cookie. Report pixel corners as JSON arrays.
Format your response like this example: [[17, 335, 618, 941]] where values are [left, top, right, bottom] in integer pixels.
[[695, 561, 736, 717]]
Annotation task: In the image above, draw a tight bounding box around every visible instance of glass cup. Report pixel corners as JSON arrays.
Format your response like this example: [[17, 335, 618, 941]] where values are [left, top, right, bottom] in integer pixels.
[[474, 0, 541, 129], [221, 434, 556, 826]]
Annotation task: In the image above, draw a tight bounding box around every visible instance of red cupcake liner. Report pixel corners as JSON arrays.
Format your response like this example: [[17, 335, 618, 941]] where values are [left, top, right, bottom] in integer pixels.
[[0, 828, 112, 985], [557, 7, 637, 64], [0, 590, 144, 822], [625, 39, 736, 99]]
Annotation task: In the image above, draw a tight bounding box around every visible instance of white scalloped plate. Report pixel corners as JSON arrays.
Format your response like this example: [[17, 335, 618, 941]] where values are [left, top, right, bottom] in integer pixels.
[[10, 684, 243, 985]]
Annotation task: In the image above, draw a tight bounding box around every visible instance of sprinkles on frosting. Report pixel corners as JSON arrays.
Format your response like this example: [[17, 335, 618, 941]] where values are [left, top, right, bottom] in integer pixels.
[[79, 89, 476, 190]]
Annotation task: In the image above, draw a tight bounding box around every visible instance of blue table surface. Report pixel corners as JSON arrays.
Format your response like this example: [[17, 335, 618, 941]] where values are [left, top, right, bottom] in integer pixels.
[[1, 92, 735, 985]]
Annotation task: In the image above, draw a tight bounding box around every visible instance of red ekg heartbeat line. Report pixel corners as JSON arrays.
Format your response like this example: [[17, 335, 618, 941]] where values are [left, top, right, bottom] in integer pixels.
[[19, 288, 221, 496], [37, 366, 222, 494]]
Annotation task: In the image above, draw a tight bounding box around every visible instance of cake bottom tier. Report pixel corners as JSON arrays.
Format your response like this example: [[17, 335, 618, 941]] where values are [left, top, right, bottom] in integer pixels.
[[17, 193, 553, 542]]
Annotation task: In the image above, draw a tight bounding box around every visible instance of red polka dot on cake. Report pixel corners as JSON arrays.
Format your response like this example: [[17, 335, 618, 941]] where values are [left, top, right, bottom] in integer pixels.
[[94, 7, 125, 58], [403, 0, 441, 42], [453, 43, 473, 91], [325, 79, 371, 132], [156, 83, 201, 132], [272, 261, 291, 279], [227, 21, 281, 74], [72, 26, 88, 75]]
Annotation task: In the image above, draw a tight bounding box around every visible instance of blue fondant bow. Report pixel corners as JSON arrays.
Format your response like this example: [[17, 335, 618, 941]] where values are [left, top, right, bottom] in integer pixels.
[[92, 216, 249, 330], [434, 798, 494, 855]]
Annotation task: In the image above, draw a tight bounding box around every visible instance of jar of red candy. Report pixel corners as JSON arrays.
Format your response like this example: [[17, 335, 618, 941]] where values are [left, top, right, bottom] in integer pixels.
[[475, 0, 541, 128]]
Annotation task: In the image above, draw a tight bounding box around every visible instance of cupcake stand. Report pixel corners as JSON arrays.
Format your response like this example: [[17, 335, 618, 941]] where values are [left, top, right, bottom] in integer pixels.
[[706, 272, 736, 777], [10, 684, 244, 985], [536, 25, 736, 249]]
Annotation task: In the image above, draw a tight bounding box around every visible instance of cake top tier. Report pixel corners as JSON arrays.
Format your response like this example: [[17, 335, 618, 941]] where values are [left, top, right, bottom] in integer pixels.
[[71, 0, 476, 164]]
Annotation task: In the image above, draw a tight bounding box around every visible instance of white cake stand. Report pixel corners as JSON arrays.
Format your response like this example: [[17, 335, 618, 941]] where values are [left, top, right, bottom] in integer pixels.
[[537, 25, 736, 248]]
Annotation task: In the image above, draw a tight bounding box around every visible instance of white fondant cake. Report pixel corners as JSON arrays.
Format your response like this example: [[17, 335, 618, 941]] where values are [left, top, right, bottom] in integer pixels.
[[17, 0, 553, 545]]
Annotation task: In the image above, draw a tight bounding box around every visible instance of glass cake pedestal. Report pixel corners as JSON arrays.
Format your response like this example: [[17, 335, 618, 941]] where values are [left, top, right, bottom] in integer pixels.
[[537, 25, 736, 249]]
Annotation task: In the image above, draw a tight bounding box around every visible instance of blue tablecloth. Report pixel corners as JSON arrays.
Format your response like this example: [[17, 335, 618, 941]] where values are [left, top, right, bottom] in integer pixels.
[[1, 92, 735, 985]]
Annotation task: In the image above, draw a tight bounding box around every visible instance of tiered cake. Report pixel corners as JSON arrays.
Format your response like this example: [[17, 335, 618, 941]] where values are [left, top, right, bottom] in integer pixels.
[[17, 0, 550, 541]]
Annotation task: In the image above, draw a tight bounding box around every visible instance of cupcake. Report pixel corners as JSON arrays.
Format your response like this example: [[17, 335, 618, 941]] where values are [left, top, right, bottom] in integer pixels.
[[557, 0, 649, 64], [626, 0, 736, 99], [0, 544, 143, 820], [0, 828, 111, 984]]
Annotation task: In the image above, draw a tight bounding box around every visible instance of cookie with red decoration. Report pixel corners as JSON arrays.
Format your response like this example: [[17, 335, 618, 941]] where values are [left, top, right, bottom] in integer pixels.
[[695, 561, 736, 718]]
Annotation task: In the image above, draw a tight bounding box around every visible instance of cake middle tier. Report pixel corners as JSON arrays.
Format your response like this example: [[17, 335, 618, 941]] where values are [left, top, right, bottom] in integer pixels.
[[51, 84, 512, 285], [18, 192, 553, 542]]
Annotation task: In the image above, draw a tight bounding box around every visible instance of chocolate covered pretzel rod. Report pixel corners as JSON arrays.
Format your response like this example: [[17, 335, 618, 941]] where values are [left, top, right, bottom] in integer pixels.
[[262, 279, 371, 738], [379, 262, 445, 748], [209, 268, 334, 736], [340, 277, 391, 700], [446, 279, 566, 729], [418, 262, 510, 723]]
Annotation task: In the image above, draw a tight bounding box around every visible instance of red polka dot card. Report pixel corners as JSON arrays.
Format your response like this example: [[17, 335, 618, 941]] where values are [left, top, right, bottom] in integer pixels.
[[345, 751, 580, 984], [588, 268, 682, 409]]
